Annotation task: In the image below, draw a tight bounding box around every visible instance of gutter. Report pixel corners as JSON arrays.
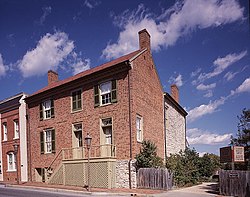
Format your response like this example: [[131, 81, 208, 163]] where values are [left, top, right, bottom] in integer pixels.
[[127, 61, 133, 189]]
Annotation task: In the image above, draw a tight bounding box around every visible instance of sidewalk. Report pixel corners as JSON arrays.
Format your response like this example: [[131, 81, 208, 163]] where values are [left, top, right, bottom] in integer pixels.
[[0, 181, 225, 197], [0, 181, 166, 196]]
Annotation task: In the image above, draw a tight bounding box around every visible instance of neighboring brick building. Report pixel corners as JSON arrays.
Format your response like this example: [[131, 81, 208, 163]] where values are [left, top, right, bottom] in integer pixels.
[[164, 85, 188, 156], [0, 93, 28, 182], [25, 29, 164, 188]]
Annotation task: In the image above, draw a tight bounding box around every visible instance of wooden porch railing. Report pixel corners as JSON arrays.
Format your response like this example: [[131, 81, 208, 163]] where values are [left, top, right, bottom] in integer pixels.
[[62, 144, 116, 160]]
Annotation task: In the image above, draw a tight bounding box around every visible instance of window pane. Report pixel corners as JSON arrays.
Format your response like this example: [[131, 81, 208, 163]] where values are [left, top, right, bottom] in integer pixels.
[[100, 82, 111, 95], [44, 100, 51, 109]]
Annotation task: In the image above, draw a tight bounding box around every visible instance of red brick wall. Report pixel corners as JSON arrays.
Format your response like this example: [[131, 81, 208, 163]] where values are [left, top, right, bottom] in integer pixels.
[[28, 70, 132, 181], [171, 84, 179, 103], [28, 49, 165, 181], [1, 109, 21, 182], [48, 70, 58, 85], [130, 50, 164, 159]]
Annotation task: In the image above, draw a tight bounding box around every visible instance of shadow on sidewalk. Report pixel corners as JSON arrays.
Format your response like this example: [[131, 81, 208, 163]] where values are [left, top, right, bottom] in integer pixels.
[[201, 183, 219, 195]]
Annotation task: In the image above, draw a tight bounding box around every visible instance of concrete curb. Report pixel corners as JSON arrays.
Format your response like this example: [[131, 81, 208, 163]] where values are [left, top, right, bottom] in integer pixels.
[[4, 184, 149, 196]]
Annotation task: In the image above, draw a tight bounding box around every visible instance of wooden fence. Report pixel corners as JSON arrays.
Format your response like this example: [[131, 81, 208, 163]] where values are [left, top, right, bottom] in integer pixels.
[[137, 168, 173, 190], [219, 170, 250, 197]]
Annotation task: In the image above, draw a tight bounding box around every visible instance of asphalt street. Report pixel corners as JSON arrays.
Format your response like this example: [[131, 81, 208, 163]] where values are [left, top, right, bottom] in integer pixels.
[[0, 186, 117, 197]]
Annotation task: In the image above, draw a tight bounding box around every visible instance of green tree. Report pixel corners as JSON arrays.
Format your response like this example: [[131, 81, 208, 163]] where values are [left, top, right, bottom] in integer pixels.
[[199, 153, 221, 179], [135, 140, 163, 170], [230, 108, 250, 170], [166, 148, 200, 186]]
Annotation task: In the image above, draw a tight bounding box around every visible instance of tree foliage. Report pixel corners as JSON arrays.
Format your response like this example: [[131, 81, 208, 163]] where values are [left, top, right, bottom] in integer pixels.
[[135, 140, 163, 170], [199, 153, 221, 179], [166, 148, 200, 186], [230, 108, 250, 170], [166, 148, 221, 187]]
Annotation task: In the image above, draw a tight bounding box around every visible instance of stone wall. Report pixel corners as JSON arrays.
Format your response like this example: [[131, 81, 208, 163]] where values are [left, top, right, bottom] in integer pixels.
[[115, 159, 136, 188], [165, 100, 186, 156]]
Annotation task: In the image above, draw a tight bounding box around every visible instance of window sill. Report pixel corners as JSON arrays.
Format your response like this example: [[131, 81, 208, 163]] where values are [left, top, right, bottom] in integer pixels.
[[137, 140, 143, 143], [13, 137, 19, 140], [71, 109, 82, 114], [99, 103, 112, 107], [7, 170, 16, 172]]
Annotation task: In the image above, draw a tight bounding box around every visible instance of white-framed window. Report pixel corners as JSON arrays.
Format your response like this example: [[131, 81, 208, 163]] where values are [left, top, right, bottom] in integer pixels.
[[3, 123, 7, 141], [101, 118, 112, 144], [100, 82, 112, 105], [7, 152, 16, 171], [45, 130, 52, 153], [94, 80, 117, 107], [14, 120, 19, 139], [40, 129, 55, 154], [136, 115, 143, 142], [44, 100, 51, 119], [40, 99, 54, 120], [73, 123, 83, 147]]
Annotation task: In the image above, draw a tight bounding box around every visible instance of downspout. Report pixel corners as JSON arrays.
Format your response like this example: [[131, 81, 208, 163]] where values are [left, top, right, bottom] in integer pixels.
[[127, 61, 133, 189], [26, 108, 32, 182], [163, 96, 167, 163]]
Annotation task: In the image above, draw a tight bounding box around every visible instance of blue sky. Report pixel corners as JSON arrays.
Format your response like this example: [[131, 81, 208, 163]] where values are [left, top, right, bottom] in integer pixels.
[[0, 0, 249, 156]]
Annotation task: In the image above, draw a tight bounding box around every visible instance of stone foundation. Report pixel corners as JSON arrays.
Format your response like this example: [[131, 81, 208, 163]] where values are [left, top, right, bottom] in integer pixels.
[[115, 159, 137, 188]]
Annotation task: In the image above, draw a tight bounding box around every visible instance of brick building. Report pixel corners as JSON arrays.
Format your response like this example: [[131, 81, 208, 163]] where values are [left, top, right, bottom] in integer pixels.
[[24, 29, 186, 188], [0, 93, 28, 182]]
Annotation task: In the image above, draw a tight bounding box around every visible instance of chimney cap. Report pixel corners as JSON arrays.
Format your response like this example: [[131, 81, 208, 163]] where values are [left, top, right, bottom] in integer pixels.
[[138, 29, 151, 38], [48, 70, 58, 75]]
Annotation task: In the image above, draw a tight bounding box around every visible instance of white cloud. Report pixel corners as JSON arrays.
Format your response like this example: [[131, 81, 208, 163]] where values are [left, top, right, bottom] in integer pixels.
[[204, 90, 213, 98], [231, 77, 250, 95], [39, 6, 52, 25], [18, 32, 90, 77], [18, 32, 74, 77], [188, 97, 226, 122], [169, 74, 183, 87], [196, 83, 216, 91], [198, 50, 247, 82], [102, 0, 244, 59], [191, 68, 201, 78], [0, 54, 7, 77], [187, 128, 231, 145], [71, 52, 90, 75], [84, 0, 100, 9], [224, 71, 238, 81]]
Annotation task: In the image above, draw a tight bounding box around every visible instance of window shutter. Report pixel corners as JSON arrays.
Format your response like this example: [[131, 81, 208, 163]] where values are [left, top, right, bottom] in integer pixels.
[[51, 99, 55, 118], [78, 91, 82, 109], [40, 103, 43, 120], [94, 85, 100, 107], [40, 131, 44, 154], [52, 129, 56, 153], [111, 80, 117, 103]]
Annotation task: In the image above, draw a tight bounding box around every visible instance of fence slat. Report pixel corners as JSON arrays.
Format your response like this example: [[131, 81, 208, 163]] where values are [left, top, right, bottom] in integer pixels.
[[219, 170, 250, 197], [137, 168, 173, 190]]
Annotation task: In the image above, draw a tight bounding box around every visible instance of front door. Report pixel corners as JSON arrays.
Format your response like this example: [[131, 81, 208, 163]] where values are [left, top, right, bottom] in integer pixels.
[[72, 123, 84, 159], [100, 118, 113, 157]]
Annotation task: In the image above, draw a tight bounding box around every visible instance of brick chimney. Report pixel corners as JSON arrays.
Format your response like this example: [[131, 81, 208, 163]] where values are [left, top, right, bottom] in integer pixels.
[[171, 84, 179, 103], [48, 70, 58, 85], [138, 29, 151, 51]]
